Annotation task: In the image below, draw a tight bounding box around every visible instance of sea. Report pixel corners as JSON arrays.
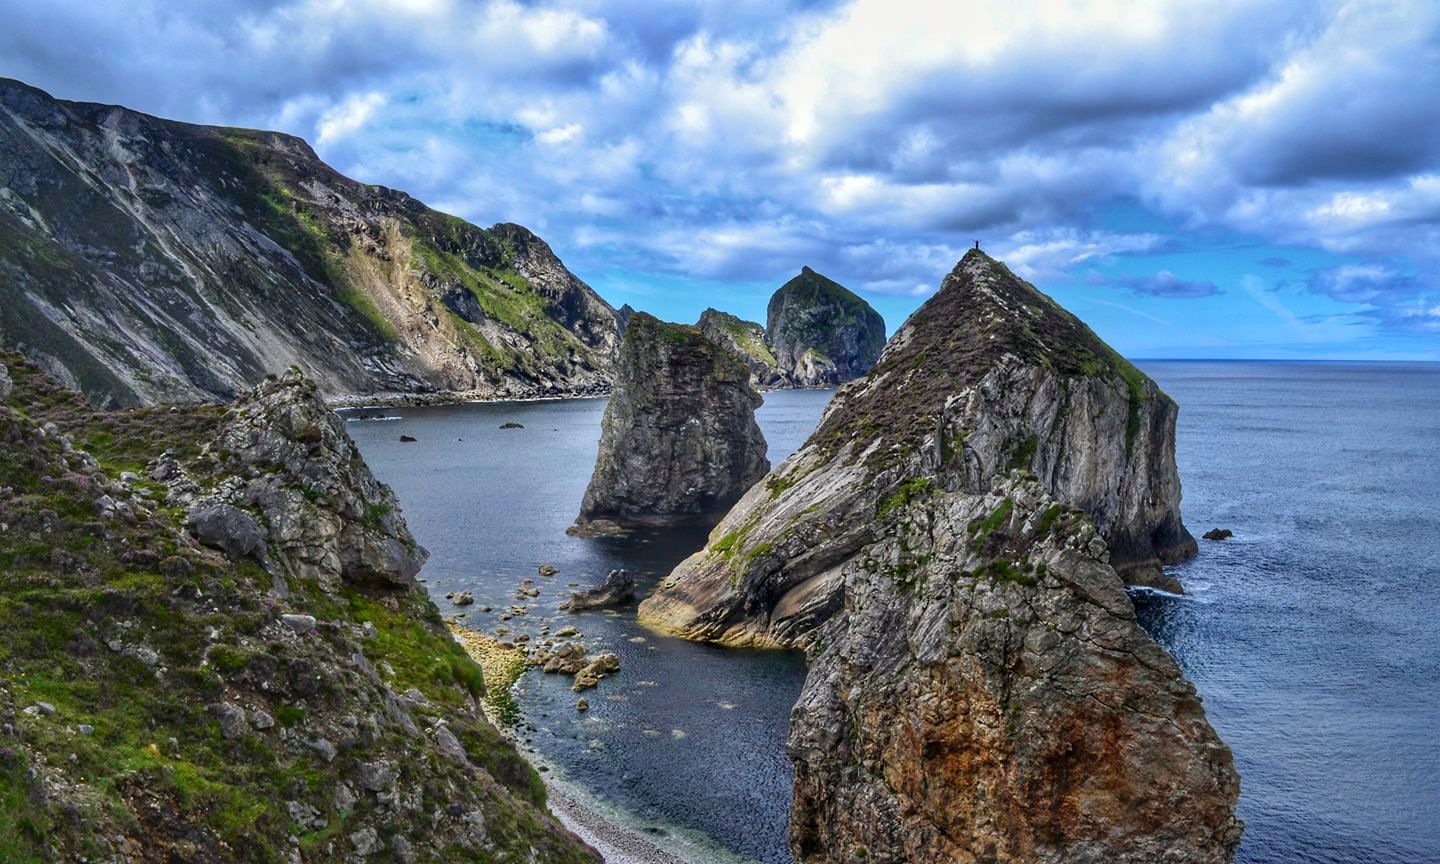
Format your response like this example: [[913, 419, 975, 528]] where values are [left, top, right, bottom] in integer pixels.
[[344, 361, 1440, 864]]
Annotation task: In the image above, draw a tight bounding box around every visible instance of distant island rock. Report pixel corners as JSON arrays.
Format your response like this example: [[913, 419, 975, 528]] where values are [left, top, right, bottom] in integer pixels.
[[0, 76, 620, 407], [570, 312, 769, 535], [641, 250, 1236, 864], [1204, 527, 1234, 540], [697, 308, 785, 387], [765, 266, 886, 387]]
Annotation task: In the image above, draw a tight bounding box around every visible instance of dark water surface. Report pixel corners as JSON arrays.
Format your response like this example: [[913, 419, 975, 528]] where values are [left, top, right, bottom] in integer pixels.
[[346, 390, 832, 863], [347, 363, 1440, 864]]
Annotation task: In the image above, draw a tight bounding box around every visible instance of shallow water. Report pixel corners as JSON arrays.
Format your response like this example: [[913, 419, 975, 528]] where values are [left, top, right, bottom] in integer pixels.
[[346, 390, 832, 863], [347, 364, 1440, 864]]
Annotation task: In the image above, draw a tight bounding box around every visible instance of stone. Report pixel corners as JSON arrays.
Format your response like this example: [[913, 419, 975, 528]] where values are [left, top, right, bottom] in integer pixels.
[[575, 699, 589, 711], [185, 503, 265, 561], [356, 760, 398, 793], [207, 702, 249, 739], [452, 591, 474, 607], [571, 313, 769, 533], [23, 702, 56, 717], [639, 250, 1235, 864], [499, 422, 524, 429], [571, 653, 620, 692], [765, 267, 886, 387], [1204, 528, 1235, 541], [251, 709, 276, 731], [0, 362, 10, 402], [537, 564, 558, 577], [308, 738, 338, 763], [77, 724, 94, 736], [399, 435, 417, 443], [281, 614, 317, 634], [697, 309, 785, 388], [569, 569, 636, 610]]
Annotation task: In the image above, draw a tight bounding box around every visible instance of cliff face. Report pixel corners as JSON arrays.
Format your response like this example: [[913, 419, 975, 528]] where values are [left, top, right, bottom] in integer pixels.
[[787, 473, 1241, 864], [638, 250, 1232, 862], [640, 251, 1195, 648], [0, 77, 619, 408], [696, 308, 785, 387], [572, 313, 769, 534], [766, 267, 886, 386], [0, 355, 598, 863]]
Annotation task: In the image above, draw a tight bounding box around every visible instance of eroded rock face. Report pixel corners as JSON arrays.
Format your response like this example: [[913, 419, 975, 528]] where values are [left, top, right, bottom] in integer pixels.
[[0, 361, 11, 402], [788, 474, 1241, 864], [572, 313, 769, 533], [640, 251, 1196, 649], [170, 367, 427, 591], [639, 250, 1233, 862], [766, 267, 886, 387], [0, 77, 619, 407], [697, 308, 785, 388]]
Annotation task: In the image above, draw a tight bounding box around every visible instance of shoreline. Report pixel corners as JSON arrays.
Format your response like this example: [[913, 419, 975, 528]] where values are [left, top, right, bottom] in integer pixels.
[[325, 383, 837, 412], [448, 624, 720, 864]]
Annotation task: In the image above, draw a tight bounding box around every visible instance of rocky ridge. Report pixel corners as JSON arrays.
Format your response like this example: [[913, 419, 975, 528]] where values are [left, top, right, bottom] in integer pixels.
[[638, 250, 1232, 862], [0, 77, 619, 408], [0, 354, 598, 863], [765, 267, 886, 387], [696, 308, 785, 387], [571, 313, 769, 534]]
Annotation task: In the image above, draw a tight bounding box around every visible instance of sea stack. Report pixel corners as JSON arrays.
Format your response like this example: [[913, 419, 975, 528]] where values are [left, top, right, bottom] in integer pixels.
[[571, 312, 769, 535], [766, 267, 886, 386], [697, 308, 784, 387], [640, 250, 1237, 863]]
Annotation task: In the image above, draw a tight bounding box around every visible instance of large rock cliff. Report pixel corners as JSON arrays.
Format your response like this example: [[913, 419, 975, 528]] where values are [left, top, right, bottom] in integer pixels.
[[0, 77, 620, 408], [639, 250, 1233, 863], [696, 308, 785, 388], [766, 267, 886, 387], [0, 354, 598, 863], [572, 313, 769, 534]]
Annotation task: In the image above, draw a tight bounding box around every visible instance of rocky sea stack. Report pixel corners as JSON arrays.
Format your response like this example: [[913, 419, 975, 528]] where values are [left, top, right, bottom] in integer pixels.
[[640, 250, 1236, 863], [572, 313, 770, 535], [697, 308, 784, 387], [766, 266, 887, 386], [0, 77, 619, 407], [0, 355, 598, 862]]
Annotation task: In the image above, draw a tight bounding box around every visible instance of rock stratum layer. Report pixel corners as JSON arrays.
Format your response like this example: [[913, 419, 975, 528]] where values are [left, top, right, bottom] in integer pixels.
[[766, 267, 887, 387], [0, 355, 598, 862], [573, 313, 769, 534], [640, 250, 1234, 863], [0, 77, 619, 408]]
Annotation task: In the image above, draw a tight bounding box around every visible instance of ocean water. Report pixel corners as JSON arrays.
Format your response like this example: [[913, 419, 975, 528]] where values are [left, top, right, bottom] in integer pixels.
[[346, 362, 1440, 864]]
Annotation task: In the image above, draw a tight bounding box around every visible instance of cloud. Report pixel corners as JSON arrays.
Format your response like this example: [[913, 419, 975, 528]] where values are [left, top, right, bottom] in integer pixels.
[[1, 0, 1437, 355], [1120, 271, 1223, 299]]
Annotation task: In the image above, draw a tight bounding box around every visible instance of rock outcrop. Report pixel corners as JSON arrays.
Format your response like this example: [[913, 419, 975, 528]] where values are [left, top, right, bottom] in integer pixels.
[[572, 313, 769, 534], [569, 569, 636, 610], [0, 77, 619, 407], [766, 267, 886, 386], [639, 251, 1233, 863], [0, 359, 10, 401], [0, 353, 599, 863], [697, 308, 785, 387]]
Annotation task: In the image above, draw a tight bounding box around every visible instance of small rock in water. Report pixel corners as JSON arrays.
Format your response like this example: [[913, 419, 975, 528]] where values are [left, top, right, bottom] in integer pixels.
[[569, 569, 636, 611], [399, 435, 417, 443], [576, 698, 589, 711], [500, 422, 524, 430], [537, 564, 558, 577], [452, 591, 475, 607], [1202, 528, 1234, 541]]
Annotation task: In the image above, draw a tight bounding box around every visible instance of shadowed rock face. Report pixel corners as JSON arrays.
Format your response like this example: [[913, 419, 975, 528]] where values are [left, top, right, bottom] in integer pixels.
[[766, 267, 886, 386], [572, 313, 769, 533], [640, 251, 1234, 863], [0, 77, 619, 407]]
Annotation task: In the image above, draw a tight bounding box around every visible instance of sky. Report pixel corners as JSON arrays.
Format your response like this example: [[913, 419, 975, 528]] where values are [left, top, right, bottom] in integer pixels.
[[2, 0, 1438, 360]]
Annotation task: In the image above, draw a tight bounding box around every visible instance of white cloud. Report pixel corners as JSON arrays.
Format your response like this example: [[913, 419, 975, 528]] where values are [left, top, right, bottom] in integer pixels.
[[315, 91, 386, 146]]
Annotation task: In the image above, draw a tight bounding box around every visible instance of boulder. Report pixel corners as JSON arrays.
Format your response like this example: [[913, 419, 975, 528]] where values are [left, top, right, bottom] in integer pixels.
[[0, 361, 11, 402], [1204, 528, 1235, 541], [186, 503, 266, 560], [569, 569, 635, 610]]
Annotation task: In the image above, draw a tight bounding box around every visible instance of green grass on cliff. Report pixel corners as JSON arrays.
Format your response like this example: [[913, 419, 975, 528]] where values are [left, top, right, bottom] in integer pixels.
[[0, 355, 581, 862]]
